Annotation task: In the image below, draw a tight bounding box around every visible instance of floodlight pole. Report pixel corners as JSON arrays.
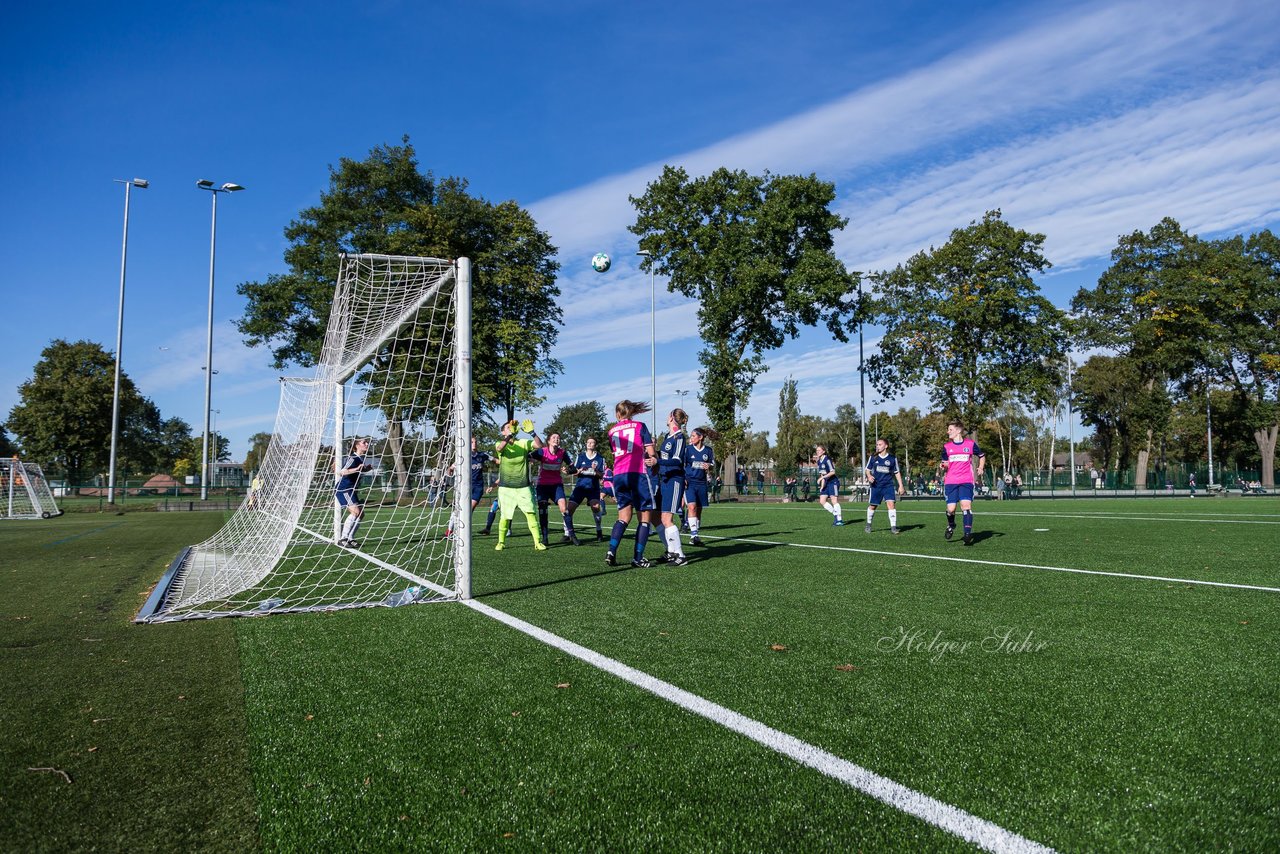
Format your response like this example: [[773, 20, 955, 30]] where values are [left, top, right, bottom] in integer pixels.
[[108, 178, 147, 505], [197, 180, 244, 500], [1206, 378, 1215, 489], [855, 272, 867, 474], [1067, 355, 1076, 497], [638, 249, 657, 436]]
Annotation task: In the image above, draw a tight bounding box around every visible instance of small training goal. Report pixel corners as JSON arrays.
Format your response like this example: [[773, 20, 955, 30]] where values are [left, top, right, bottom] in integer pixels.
[[137, 254, 472, 622], [1, 459, 62, 519]]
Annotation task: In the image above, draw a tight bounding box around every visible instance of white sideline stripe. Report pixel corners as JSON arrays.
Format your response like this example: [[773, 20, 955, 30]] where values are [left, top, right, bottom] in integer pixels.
[[292, 521, 455, 599], [896, 509, 1280, 525], [465, 598, 1053, 854], [704, 536, 1280, 594]]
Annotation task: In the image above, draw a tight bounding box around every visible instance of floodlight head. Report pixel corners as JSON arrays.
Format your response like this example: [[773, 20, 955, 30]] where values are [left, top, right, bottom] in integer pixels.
[[222, 183, 244, 192], [196, 179, 214, 188], [636, 249, 652, 257], [132, 178, 149, 189]]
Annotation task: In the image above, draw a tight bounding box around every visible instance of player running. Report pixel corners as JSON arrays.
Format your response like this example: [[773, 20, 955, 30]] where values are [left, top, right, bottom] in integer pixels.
[[657, 409, 691, 566], [684, 426, 717, 547], [335, 437, 372, 548], [938, 420, 985, 546], [864, 437, 906, 534], [605, 400, 657, 568], [565, 436, 607, 542], [814, 444, 844, 526], [494, 420, 545, 552], [530, 432, 577, 545]]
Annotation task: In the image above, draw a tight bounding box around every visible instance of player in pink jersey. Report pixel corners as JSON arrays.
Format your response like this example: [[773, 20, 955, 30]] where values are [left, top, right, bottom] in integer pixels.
[[937, 420, 986, 546], [530, 432, 577, 545], [605, 399, 657, 568]]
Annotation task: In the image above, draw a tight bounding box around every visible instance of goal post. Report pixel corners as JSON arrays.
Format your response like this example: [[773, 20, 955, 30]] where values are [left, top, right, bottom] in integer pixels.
[[137, 254, 472, 622]]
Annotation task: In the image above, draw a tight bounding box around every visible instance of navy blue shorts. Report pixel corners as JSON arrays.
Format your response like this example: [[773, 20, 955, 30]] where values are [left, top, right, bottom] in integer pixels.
[[944, 483, 975, 504], [471, 482, 485, 503], [336, 488, 362, 508], [660, 478, 685, 514], [569, 484, 599, 505], [535, 483, 566, 504], [612, 471, 656, 511], [820, 477, 840, 497], [685, 482, 709, 508], [868, 485, 896, 505]]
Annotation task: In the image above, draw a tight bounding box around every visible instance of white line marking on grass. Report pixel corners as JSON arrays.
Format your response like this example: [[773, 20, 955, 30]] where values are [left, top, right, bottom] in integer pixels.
[[702, 536, 1280, 594], [465, 598, 1054, 854], [897, 509, 1280, 525], [292, 521, 454, 598]]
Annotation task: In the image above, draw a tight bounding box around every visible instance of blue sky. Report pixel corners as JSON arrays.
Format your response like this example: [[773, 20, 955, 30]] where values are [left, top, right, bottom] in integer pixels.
[[3, 0, 1279, 463]]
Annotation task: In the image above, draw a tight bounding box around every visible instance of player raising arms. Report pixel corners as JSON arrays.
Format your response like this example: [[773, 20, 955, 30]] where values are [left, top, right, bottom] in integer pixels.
[[530, 432, 577, 545], [938, 420, 985, 546], [494, 419, 545, 552], [864, 437, 906, 534], [605, 400, 657, 568], [814, 444, 845, 526], [565, 436, 607, 542], [684, 426, 718, 547], [657, 409, 691, 566]]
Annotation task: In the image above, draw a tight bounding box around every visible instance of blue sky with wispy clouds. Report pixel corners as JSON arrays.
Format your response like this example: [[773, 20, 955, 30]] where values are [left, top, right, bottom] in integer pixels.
[[2, 0, 1277, 460]]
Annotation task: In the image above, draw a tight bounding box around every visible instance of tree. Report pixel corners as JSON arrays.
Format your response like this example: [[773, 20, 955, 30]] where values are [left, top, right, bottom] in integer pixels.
[[544, 401, 608, 456], [6, 340, 163, 488], [236, 138, 563, 423], [243, 431, 273, 475], [0, 425, 15, 457], [1203, 231, 1280, 486], [867, 210, 1066, 429], [885, 406, 925, 482], [773, 377, 806, 476], [630, 166, 855, 485], [1072, 218, 1210, 486]]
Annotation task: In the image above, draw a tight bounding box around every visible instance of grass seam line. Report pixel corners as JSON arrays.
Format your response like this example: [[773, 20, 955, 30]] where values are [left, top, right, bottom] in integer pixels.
[[464, 598, 1055, 854], [703, 535, 1280, 593], [896, 509, 1280, 525]]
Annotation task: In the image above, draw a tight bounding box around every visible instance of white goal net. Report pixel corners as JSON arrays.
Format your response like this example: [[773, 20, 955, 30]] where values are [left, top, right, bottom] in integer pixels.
[[138, 254, 472, 622], [1, 459, 61, 519]]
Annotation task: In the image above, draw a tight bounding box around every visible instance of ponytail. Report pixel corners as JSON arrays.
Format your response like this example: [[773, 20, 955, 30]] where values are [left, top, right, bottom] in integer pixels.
[[615, 399, 652, 420]]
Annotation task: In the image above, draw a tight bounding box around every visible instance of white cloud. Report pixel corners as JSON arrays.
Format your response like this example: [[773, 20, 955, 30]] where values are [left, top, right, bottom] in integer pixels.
[[528, 1, 1280, 441], [838, 77, 1280, 274], [530, 0, 1275, 258]]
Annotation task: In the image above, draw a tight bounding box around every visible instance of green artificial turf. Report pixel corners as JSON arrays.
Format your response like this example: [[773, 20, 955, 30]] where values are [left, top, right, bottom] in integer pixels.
[[0, 512, 258, 851], [2, 498, 1277, 851]]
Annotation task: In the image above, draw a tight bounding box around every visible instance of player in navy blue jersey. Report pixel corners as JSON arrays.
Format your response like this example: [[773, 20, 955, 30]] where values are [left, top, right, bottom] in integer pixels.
[[565, 436, 608, 542], [814, 444, 844, 526], [864, 437, 907, 534], [684, 426, 718, 546], [656, 409, 691, 565], [447, 436, 490, 539], [335, 437, 372, 547]]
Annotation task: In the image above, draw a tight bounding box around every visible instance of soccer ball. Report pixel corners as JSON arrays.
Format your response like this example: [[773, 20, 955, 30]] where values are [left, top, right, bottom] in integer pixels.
[[591, 252, 611, 273]]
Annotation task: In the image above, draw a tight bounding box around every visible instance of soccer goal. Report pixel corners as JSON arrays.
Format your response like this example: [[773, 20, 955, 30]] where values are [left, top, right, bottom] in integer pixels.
[[1, 459, 62, 519], [137, 254, 472, 622]]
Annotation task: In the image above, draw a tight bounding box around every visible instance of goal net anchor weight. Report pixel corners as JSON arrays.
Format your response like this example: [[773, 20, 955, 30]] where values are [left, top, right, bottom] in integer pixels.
[[137, 254, 472, 622]]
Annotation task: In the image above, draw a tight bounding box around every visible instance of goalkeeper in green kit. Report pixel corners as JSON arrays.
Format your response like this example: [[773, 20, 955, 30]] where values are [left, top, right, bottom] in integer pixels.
[[494, 419, 546, 551]]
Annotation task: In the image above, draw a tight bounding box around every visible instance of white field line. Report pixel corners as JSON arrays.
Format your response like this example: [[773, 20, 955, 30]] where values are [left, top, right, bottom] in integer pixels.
[[465, 598, 1054, 854], [292, 521, 455, 599], [895, 509, 1280, 525], [701, 536, 1280, 594]]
